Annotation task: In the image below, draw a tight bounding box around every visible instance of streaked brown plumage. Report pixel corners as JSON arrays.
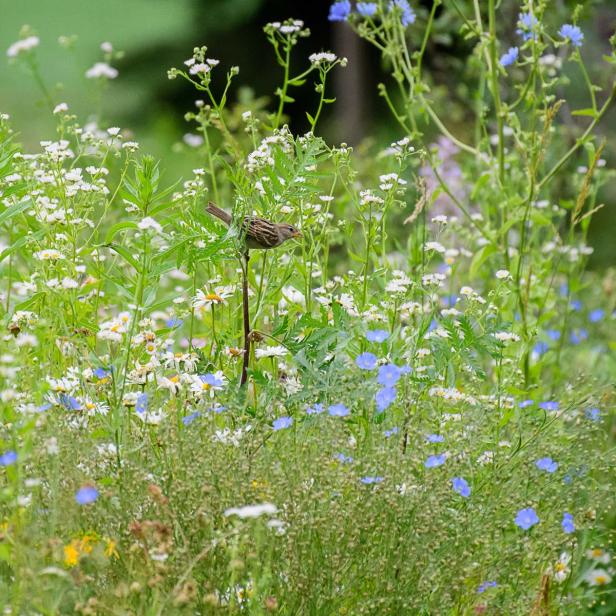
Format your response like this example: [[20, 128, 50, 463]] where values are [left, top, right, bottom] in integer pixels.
[[206, 202, 302, 250]]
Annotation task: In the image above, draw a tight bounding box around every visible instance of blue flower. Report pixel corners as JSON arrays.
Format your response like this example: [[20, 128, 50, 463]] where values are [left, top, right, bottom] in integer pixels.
[[389, 0, 416, 26], [59, 394, 82, 411], [570, 329, 588, 345], [536, 457, 559, 473], [360, 475, 384, 484], [366, 329, 389, 343], [589, 309, 604, 323], [383, 427, 399, 438], [357, 2, 377, 16], [306, 403, 325, 415], [377, 364, 401, 387], [426, 434, 444, 443], [336, 453, 353, 463], [533, 341, 549, 356], [539, 401, 559, 412], [0, 451, 17, 466], [477, 580, 497, 593], [516, 12, 538, 41], [562, 512, 575, 534], [515, 507, 539, 530], [37, 403, 52, 413], [570, 299, 582, 311], [559, 24, 584, 47], [425, 454, 446, 468], [200, 373, 225, 387], [93, 367, 110, 379], [519, 399, 534, 409], [273, 416, 293, 431], [75, 486, 99, 505], [500, 47, 519, 68], [375, 387, 397, 412], [452, 477, 471, 497], [166, 317, 183, 328], [182, 411, 201, 426], [546, 329, 561, 340], [136, 393, 148, 414], [329, 403, 350, 417], [585, 407, 601, 421], [329, 0, 351, 21], [356, 352, 377, 370]]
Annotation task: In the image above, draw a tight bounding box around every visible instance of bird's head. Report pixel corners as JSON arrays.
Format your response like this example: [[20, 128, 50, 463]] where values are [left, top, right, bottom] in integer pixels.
[[277, 223, 302, 241]]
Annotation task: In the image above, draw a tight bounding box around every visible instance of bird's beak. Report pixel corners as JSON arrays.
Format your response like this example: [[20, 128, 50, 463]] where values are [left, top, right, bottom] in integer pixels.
[[292, 230, 303, 238]]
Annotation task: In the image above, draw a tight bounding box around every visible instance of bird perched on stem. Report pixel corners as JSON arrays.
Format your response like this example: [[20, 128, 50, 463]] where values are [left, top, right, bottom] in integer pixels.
[[205, 201, 301, 387], [206, 202, 302, 250]]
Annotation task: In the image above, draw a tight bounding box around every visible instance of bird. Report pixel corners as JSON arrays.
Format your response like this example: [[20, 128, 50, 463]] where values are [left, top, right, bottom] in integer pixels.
[[206, 202, 302, 250]]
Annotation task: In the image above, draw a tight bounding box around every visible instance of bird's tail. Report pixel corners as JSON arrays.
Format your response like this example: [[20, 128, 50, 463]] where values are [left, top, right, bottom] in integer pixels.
[[206, 202, 232, 226]]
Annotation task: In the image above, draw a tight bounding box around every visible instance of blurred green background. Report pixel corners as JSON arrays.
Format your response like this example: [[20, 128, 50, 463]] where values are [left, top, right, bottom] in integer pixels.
[[1, 0, 615, 267]]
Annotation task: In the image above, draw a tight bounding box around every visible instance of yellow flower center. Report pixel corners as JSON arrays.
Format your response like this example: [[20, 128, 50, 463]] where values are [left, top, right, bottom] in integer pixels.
[[170, 375, 180, 383], [206, 293, 224, 303], [595, 575, 608, 585], [592, 549, 603, 558]]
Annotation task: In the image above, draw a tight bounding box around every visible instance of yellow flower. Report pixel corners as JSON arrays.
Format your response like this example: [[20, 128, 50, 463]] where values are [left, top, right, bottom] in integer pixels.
[[63, 540, 80, 567], [104, 538, 119, 559]]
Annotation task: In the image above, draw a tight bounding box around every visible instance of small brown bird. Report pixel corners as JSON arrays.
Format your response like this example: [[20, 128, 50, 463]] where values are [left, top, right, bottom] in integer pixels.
[[206, 202, 302, 250]]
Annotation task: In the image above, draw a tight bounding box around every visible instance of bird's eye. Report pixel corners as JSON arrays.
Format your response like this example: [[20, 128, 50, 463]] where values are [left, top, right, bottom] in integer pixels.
[[288, 226, 294, 232]]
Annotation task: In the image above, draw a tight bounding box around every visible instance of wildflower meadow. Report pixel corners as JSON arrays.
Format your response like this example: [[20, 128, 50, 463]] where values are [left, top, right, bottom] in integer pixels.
[[1, 1, 616, 614]]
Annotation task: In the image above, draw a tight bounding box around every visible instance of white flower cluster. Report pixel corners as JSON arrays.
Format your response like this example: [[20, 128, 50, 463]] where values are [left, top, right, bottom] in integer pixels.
[[6, 36, 40, 58], [246, 127, 294, 173]]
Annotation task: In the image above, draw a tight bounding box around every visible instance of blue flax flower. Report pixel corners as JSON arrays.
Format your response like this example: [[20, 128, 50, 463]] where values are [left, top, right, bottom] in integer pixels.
[[356, 352, 377, 370], [426, 434, 444, 443], [536, 457, 558, 473], [59, 394, 82, 411], [336, 453, 353, 464], [477, 580, 497, 593], [136, 393, 148, 414], [589, 309, 604, 323], [366, 329, 389, 342], [360, 475, 384, 484], [539, 400, 559, 412], [562, 512, 575, 534], [519, 399, 534, 409], [329, 403, 350, 417], [533, 341, 549, 356], [273, 416, 293, 431], [516, 12, 538, 41], [377, 364, 401, 387], [375, 387, 397, 412], [75, 486, 99, 505], [500, 47, 519, 68], [357, 2, 377, 17], [585, 407, 601, 421], [425, 454, 446, 468], [384, 427, 399, 438], [182, 411, 201, 426], [329, 0, 351, 21], [570, 329, 588, 345], [559, 24, 584, 47], [389, 0, 416, 26], [0, 451, 17, 466], [306, 403, 324, 415], [515, 507, 539, 530], [452, 477, 471, 497]]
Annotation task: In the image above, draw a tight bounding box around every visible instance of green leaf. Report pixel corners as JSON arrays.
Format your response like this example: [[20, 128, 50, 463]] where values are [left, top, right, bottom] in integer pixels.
[[106, 243, 142, 272], [0, 198, 31, 227], [305, 112, 315, 125], [571, 108, 597, 118], [0, 229, 45, 264], [104, 221, 139, 244], [470, 243, 496, 279]]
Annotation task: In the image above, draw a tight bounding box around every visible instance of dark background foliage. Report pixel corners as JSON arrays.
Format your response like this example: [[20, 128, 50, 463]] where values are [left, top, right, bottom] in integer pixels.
[[1, 0, 615, 266]]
